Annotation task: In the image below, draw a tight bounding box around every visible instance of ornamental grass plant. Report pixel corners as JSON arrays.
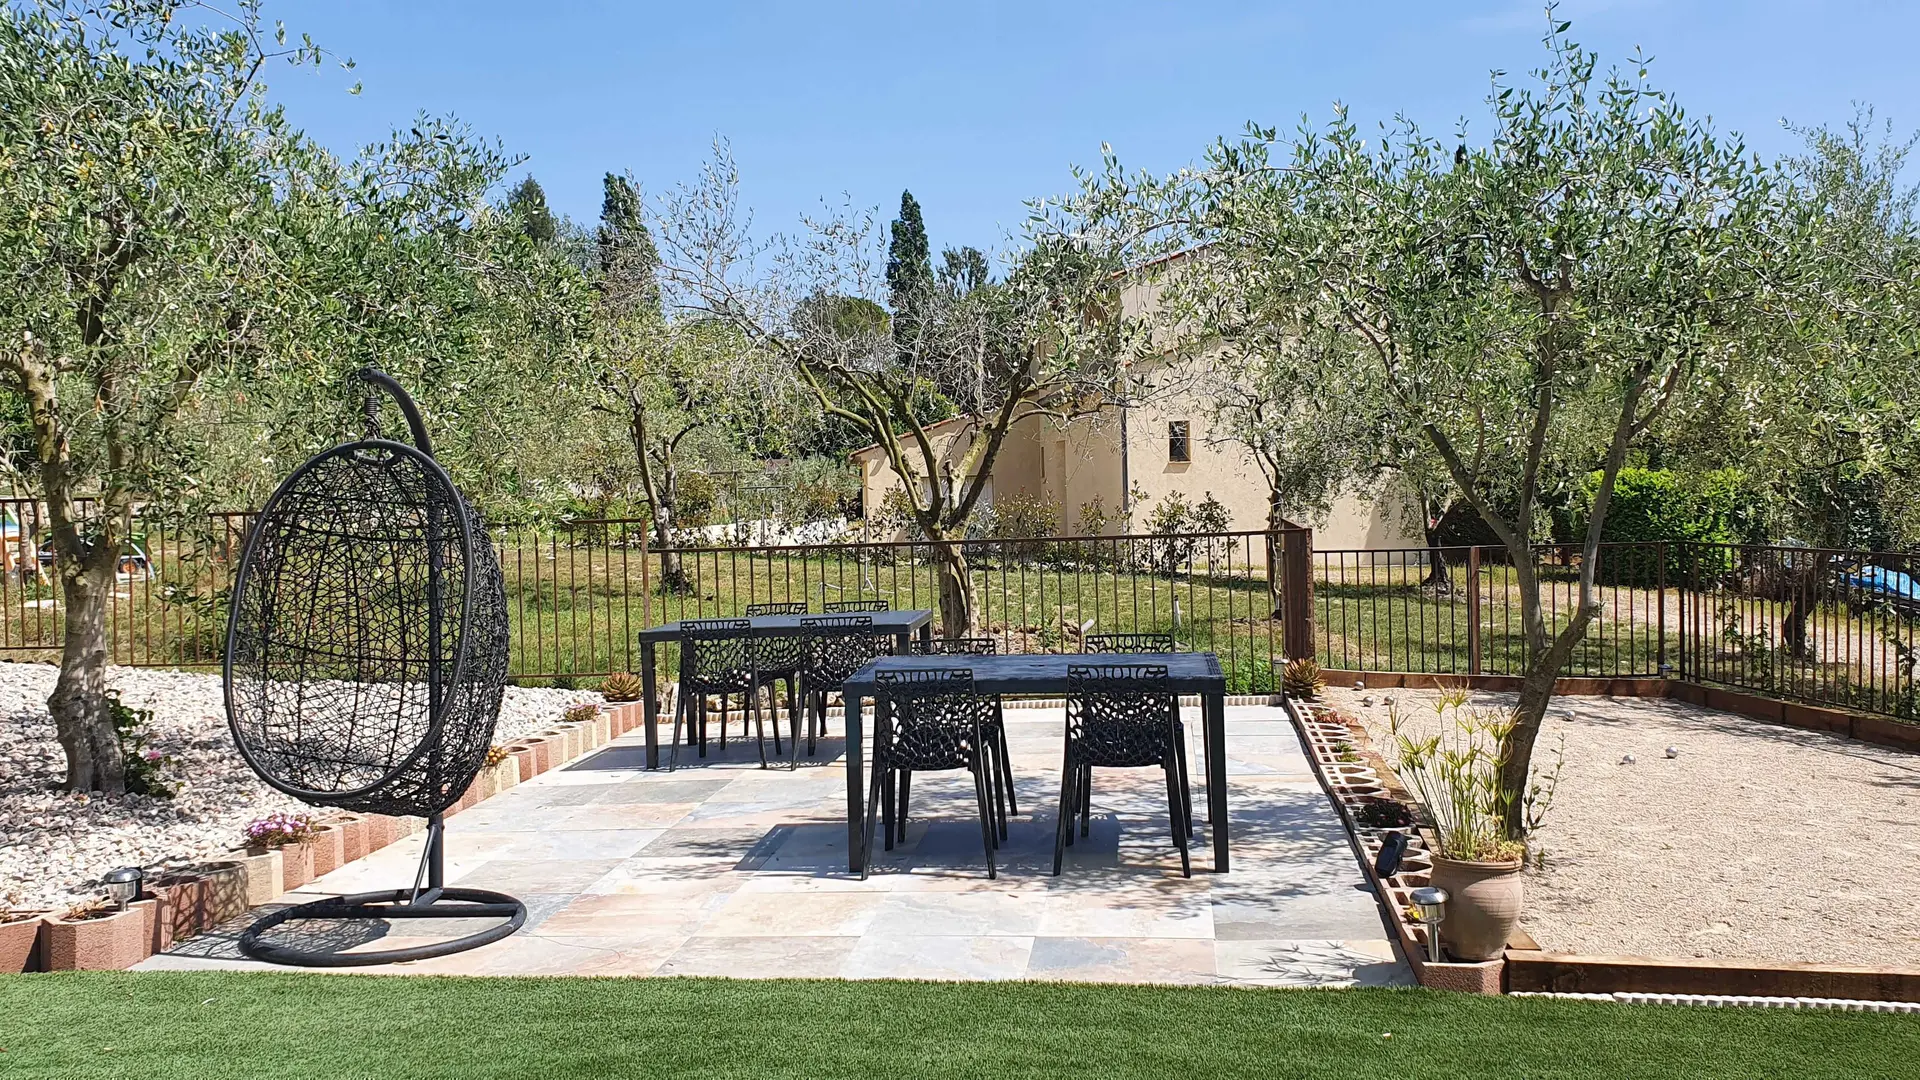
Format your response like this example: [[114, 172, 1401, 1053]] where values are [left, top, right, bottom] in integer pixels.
[[1380, 690, 1560, 863]]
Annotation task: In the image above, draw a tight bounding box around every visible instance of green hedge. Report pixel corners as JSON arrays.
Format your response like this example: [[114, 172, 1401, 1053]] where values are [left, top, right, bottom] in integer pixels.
[[1579, 468, 1755, 584]]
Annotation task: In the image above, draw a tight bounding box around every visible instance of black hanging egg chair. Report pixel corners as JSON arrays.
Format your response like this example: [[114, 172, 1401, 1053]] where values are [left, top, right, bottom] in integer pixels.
[[224, 368, 524, 966]]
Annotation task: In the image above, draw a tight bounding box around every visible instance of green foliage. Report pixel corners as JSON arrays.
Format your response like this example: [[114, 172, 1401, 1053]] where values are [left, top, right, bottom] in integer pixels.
[[599, 672, 644, 702], [108, 691, 176, 799], [505, 175, 557, 244], [1581, 468, 1755, 547], [886, 191, 933, 326]]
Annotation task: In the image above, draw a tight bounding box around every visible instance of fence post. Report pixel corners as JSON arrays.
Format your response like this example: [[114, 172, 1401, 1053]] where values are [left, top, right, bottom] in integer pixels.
[[1280, 528, 1313, 662], [1466, 546, 1483, 675], [1674, 542, 1687, 683]]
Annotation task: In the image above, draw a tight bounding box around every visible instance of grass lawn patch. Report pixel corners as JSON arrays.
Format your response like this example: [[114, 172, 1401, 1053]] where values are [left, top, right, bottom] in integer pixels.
[[1, 972, 1913, 1079]]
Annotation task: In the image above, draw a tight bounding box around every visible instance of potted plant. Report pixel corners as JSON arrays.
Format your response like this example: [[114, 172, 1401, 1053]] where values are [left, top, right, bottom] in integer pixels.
[[43, 897, 148, 971], [0, 890, 47, 973], [1380, 691, 1559, 961], [244, 812, 318, 892]]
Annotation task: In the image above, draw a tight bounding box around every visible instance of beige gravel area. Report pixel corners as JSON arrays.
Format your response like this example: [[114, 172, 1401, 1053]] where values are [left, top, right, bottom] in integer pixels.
[[1323, 685, 1920, 970]]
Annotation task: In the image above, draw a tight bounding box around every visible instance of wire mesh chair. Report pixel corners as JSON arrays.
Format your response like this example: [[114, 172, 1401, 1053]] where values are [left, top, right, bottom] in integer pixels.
[[824, 599, 891, 613], [1083, 632, 1178, 654], [223, 368, 523, 966], [673, 618, 777, 768], [797, 614, 892, 757], [864, 668, 1002, 880], [900, 637, 1016, 836], [745, 601, 808, 750], [1056, 664, 1191, 878]]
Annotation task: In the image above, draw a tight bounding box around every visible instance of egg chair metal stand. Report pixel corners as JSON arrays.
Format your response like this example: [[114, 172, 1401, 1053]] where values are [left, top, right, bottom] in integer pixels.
[[224, 368, 524, 967]]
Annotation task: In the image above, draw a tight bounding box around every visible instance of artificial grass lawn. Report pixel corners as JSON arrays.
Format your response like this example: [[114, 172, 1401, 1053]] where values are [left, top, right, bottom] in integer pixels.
[[1, 973, 1914, 1080]]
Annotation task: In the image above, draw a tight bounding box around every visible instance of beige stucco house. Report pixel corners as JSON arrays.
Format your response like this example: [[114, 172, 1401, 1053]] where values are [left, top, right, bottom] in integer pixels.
[[849, 258, 1425, 555]]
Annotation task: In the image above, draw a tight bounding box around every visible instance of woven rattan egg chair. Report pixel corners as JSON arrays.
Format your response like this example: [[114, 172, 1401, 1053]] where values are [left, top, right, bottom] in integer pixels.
[[224, 368, 523, 966]]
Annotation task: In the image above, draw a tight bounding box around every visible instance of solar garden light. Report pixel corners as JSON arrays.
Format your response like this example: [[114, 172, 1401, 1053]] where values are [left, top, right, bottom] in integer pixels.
[[1410, 886, 1449, 962], [103, 867, 144, 912]]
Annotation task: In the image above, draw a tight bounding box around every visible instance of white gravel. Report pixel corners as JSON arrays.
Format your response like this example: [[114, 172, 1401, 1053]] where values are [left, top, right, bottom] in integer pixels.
[[0, 661, 599, 911], [1328, 685, 1920, 970]]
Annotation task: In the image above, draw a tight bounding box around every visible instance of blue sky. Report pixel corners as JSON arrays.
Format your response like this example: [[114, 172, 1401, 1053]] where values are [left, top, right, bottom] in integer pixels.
[[263, 1, 1920, 258]]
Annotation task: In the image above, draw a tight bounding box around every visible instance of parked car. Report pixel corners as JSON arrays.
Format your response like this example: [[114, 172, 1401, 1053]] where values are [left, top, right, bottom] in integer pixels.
[[1840, 563, 1920, 620]]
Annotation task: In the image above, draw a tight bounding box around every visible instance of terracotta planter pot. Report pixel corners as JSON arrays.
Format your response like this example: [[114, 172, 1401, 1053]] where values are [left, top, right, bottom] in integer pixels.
[[527, 735, 560, 773], [270, 842, 315, 891], [1428, 854, 1525, 961], [492, 757, 521, 793], [507, 743, 540, 782], [44, 905, 148, 971], [542, 727, 581, 763], [235, 848, 283, 907], [0, 913, 46, 973], [331, 815, 369, 864], [158, 861, 248, 933], [364, 814, 402, 853], [309, 823, 348, 878]]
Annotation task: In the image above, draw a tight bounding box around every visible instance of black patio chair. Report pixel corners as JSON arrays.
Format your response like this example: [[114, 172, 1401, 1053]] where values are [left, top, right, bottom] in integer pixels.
[[673, 618, 775, 769], [824, 598, 891, 613], [901, 636, 1015, 837], [1055, 664, 1191, 878], [1083, 632, 1178, 654], [745, 601, 808, 748], [798, 614, 892, 757], [864, 668, 1003, 880]]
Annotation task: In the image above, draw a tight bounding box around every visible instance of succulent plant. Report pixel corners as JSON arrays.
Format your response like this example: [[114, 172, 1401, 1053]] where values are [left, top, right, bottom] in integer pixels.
[[600, 671, 644, 702], [1281, 657, 1326, 699], [564, 703, 599, 725]]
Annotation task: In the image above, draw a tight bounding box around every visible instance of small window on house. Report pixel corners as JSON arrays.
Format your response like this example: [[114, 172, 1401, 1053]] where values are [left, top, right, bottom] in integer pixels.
[[1168, 421, 1191, 463]]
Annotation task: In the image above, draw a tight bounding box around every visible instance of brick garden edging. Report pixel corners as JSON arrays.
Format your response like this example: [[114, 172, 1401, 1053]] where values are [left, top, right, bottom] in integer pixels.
[[14, 699, 648, 972], [1285, 696, 1505, 994]]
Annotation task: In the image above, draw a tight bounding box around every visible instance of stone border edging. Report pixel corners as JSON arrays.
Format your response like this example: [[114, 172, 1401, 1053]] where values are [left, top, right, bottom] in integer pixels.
[[15, 699, 648, 972], [1284, 696, 1504, 994]]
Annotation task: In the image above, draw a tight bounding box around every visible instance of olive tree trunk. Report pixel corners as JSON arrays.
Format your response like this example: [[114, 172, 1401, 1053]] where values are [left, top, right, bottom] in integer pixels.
[[930, 537, 974, 639], [48, 545, 124, 793]]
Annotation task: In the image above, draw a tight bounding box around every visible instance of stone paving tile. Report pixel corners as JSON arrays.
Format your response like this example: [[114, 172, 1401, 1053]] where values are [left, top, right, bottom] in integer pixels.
[[1213, 938, 1413, 988], [1026, 936, 1219, 984], [842, 935, 1036, 980], [659, 935, 859, 978], [137, 703, 1409, 987]]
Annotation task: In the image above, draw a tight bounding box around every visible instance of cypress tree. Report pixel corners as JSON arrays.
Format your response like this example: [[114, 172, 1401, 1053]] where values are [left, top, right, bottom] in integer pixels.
[[505, 175, 556, 244], [598, 172, 660, 312], [886, 191, 933, 352]]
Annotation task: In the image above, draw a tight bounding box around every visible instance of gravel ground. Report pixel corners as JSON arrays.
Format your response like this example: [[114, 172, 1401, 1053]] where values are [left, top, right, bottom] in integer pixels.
[[0, 661, 599, 912], [1324, 685, 1920, 969]]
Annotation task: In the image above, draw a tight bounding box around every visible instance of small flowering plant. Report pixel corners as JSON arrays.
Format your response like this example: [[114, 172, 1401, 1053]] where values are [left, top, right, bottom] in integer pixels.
[[243, 812, 316, 850]]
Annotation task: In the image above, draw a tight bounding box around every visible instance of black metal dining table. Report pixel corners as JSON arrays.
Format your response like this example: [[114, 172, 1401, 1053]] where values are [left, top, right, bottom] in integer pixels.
[[636, 609, 934, 769], [840, 651, 1231, 873]]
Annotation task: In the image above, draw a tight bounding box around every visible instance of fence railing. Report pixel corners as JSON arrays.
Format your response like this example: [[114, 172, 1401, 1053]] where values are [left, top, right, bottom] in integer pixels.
[[0, 503, 1911, 720]]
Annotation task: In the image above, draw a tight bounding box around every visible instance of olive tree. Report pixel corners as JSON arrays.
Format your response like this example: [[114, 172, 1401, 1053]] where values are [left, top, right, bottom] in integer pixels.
[[1063, 23, 1785, 838], [652, 145, 1126, 636]]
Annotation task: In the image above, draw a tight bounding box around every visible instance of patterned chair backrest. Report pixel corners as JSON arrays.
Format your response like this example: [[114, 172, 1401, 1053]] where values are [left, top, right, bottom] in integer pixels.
[[910, 636, 998, 656], [1083, 632, 1177, 654], [744, 602, 809, 669], [873, 667, 985, 771], [824, 599, 890, 613], [800, 614, 889, 685], [745, 602, 809, 617], [681, 618, 754, 692], [1065, 663, 1177, 768]]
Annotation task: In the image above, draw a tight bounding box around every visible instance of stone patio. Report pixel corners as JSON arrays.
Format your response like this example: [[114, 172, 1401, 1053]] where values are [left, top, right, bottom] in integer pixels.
[[140, 704, 1410, 986]]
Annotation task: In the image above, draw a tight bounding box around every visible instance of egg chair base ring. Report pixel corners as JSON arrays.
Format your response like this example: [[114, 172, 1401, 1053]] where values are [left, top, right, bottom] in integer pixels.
[[225, 368, 523, 967]]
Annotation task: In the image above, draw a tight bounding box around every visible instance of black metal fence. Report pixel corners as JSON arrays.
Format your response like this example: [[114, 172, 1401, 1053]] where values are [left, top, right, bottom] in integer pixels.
[[0, 502, 1912, 720]]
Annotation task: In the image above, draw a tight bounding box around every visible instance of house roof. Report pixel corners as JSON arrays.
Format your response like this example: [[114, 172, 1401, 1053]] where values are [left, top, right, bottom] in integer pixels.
[[846, 415, 979, 462]]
